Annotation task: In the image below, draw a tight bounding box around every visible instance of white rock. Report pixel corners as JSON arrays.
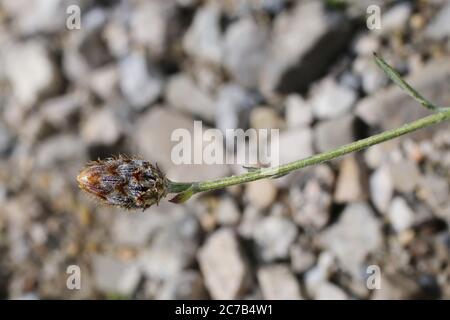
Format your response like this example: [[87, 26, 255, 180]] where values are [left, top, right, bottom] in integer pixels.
[[253, 215, 298, 261], [315, 282, 348, 300], [334, 155, 368, 203], [183, 4, 223, 64], [245, 179, 277, 210], [198, 228, 250, 299], [216, 196, 241, 226], [425, 2, 450, 40], [81, 108, 122, 146], [320, 203, 382, 278], [311, 78, 357, 119], [388, 197, 415, 232], [223, 18, 268, 88], [278, 127, 313, 165], [258, 264, 302, 300], [165, 73, 215, 121], [119, 51, 162, 110], [314, 115, 355, 153], [370, 165, 394, 214], [285, 94, 313, 128], [4, 41, 57, 106]]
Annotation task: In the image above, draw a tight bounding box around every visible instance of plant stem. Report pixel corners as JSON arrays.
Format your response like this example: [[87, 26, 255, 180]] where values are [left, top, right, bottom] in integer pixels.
[[168, 54, 450, 203], [193, 109, 450, 192]]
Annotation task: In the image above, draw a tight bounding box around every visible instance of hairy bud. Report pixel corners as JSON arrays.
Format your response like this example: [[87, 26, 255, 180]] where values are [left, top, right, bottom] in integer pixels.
[[77, 156, 168, 210]]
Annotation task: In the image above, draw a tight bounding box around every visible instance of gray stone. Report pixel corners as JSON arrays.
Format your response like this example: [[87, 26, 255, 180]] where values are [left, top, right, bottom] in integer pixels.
[[2, 0, 82, 35], [119, 51, 162, 110], [198, 228, 250, 299], [157, 271, 207, 300], [92, 255, 141, 296], [290, 243, 316, 274], [35, 134, 86, 169], [388, 159, 421, 194], [215, 84, 256, 142], [245, 179, 277, 210], [291, 179, 332, 229], [372, 272, 424, 299], [89, 65, 119, 101], [183, 4, 223, 64], [320, 203, 382, 278], [310, 78, 357, 120], [379, 2, 412, 35], [0, 122, 13, 155], [334, 155, 368, 203], [388, 197, 415, 232], [216, 196, 241, 226], [260, 0, 351, 94], [314, 115, 355, 153], [370, 165, 394, 214], [249, 107, 284, 130], [140, 212, 200, 280], [223, 18, 268, 88], [258, 264, 302, 300], [425, 2, 450, 40], [285, 94, 313, 128], [353, 56, 387, 94], [315, 282, 348, 300], [81, 108, 122, 146], [278, 127, 313, 165], [253, 215, 298, 261], [238, 205, 263, 239], [40, 93, 84, 128], [4, 40, 58, 106], [130, 0, 176, 58], [165, 73, 215, 121]]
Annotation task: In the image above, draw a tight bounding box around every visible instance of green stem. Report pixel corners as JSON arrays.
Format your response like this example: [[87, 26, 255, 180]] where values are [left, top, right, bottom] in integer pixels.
[[168, 54, 450, 204], [195, 109, 450, 192]]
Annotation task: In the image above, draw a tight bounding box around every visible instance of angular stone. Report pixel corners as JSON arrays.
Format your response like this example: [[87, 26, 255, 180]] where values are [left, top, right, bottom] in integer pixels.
[[258, 264, 302, 300], [223, 18, 268, 88], [334, 155, 368, 203], [165, 74, 215, 122], [253, 215, 298, 261], [285, 94, 313, 128], [245, 179, 277, 210], [320, 203, 382, 277], [370, 165, 394, 214], [260, 0, 351, 95], [198, 228, 250, 299], [314, 115, 355, 153]]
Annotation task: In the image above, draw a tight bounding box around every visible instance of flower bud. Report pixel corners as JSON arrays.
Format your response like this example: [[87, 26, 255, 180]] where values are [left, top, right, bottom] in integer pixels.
[[77, 156, 168, 210]]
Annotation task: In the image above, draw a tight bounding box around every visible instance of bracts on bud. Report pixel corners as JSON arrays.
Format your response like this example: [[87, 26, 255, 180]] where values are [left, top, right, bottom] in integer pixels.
[[77, 156, 170, 210]]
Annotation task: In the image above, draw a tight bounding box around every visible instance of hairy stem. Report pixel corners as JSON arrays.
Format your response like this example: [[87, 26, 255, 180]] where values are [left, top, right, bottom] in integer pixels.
[[168, 54, 450, 203]]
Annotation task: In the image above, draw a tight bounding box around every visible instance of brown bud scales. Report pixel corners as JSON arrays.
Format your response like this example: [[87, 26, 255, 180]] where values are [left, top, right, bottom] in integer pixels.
[[77, 156, 168, 210]]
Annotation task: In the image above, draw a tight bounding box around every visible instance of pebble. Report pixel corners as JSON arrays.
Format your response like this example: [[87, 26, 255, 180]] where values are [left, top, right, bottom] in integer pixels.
[[92, 255, 141, 296], [223, 18, 268, 88], [245, 179, 277, 210], [290, 243, 316, 274], [278, 127, 313, 164], [183, 3, 223, 65], [249, 107, 284, 130], [285, 94, 313, 128], [388, 197, 415, 232], [260, 0, 351, 94], [370, 165, 394, 214], [81, 108, 122, 146], [310, 78, 357, 120], [425, 2, 450, 40], [118, 51, 162, 110], [216, 196, 241, 226], [315, 282, 348, 300], [314, 115, 355, 153], [388, 159, 421, 194], [157, 271, 207, 300], [4, 41, 58, 106], [334, 155, 368, 203], [253, 215, 298, 261], [320, 203, 382, 278], [257, 264, 302, 300], [197, 228, 250, 299], [165, 73, 215, 122]]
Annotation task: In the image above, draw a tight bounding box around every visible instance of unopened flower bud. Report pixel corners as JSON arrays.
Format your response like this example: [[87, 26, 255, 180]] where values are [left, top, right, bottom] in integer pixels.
[[77, 156, 168, 210]]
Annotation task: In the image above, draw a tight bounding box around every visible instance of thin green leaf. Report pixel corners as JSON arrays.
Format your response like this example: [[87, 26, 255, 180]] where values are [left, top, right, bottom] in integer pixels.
[[373, 53, 438, 112]]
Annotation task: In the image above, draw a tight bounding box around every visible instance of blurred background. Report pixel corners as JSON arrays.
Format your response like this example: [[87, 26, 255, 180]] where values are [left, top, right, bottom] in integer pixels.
[[1, 0, 450, 299]]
